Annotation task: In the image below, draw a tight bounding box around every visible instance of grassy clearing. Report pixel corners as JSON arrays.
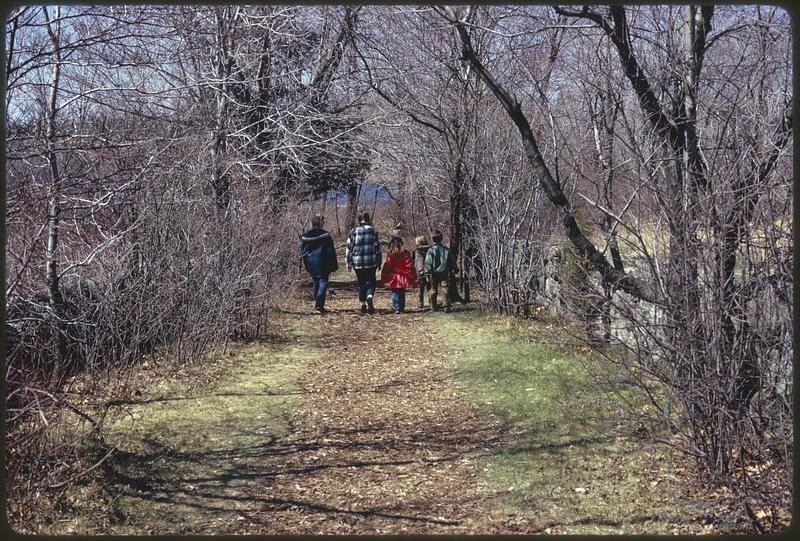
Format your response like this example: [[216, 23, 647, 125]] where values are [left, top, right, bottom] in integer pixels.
[[601, 218, 792, 263], [431, 310, 707, 535], [93, 316, 315, 535]]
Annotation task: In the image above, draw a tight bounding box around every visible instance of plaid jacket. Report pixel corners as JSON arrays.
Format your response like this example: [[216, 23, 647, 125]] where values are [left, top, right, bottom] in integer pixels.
[[346, 223, 381, 269]]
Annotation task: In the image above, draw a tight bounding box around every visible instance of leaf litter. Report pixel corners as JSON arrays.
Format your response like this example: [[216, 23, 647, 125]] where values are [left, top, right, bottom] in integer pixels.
[[224, 280, 537, 534], [99, 276, 541, 534]]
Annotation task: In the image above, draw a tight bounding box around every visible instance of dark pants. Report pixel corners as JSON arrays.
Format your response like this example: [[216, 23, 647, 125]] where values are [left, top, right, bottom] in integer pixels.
[[429, 271, 451, 310], [418, 274, 429, 306], [312, 274, 329, 309], [391, 288, 406, 312], [355, 267, 376, 302]]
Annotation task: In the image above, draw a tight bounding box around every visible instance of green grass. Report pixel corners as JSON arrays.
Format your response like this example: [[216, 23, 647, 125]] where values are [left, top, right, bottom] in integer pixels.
[[606, 218, 792, 263], [99, 319, 315, 535], [432, 310, 705, 535], [28, 327, 314, 535]]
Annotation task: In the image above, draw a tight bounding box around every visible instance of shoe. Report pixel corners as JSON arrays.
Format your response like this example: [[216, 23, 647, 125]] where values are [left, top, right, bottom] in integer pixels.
[[444, 306, 451, 313], [360, 303, 367, 313], [367, 297, 375, 314], [394, 310, 401, 314], [315, 305, 326, 314]]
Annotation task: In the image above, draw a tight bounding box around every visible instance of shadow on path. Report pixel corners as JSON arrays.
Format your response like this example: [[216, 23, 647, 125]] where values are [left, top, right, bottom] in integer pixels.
[[106, 272, 519, 535]]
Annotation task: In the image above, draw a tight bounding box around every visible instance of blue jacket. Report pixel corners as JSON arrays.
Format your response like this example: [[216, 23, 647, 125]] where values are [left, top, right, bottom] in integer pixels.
[[424, 242, 455, 274], [301, 228, 338, 277]]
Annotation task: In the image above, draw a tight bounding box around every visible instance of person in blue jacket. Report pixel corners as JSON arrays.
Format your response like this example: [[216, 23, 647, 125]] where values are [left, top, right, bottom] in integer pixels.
[[300, 214, 338, 313]]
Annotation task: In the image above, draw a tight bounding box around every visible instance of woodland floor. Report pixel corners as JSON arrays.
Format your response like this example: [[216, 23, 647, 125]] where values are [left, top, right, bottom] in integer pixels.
[[41, 269, 729, 535], [103, 272, 523, 535]]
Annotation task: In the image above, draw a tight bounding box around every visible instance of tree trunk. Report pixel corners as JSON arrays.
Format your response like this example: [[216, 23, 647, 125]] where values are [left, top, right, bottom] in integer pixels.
[[448, 159, 465, 303], [210, 128, 230, 214], [421, 193, 434, 236], [210, 7, 233, 217], [334, 196, 341, 235], [442, 7, 657, 304], [43, 6, 68, 380], [409, 189, 417, 235], [345, 181, 358, 231], [448, 161, 463, 263]]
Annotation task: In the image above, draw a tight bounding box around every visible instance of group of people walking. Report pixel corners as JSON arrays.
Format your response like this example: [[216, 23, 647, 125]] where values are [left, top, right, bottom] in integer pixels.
[[300, 210, 456, 314]]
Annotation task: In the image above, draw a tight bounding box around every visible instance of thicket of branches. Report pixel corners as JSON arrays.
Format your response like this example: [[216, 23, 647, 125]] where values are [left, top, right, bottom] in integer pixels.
[[351, 5, 792, 529], [4, 5, 368, 525], [4, 4, 792, 532]]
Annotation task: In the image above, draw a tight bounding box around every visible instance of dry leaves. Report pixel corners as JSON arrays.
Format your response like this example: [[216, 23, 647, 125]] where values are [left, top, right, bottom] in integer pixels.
[[235, 286, 520, 534]]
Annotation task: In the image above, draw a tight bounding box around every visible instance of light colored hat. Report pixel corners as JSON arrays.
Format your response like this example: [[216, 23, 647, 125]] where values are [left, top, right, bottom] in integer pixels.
[[415, 235, 428, 246]]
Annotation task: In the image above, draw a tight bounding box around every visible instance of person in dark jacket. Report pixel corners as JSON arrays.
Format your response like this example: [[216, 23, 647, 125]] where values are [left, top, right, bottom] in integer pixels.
[[301, 214, 338, 313], [423, 229, 455, 313], [346, 210, 381, 314]]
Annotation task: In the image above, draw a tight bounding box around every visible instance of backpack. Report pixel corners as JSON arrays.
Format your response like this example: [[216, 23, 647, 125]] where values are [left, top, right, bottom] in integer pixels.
[[324, 236, 339, 274]]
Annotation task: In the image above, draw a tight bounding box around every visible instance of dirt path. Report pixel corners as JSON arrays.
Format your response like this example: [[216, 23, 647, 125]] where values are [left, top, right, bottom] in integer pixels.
[[107, 273, 536, 534], [231, 276, 527, 534]]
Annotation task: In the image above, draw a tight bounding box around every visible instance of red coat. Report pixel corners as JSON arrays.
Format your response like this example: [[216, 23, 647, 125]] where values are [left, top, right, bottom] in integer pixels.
[[380, 250, 418, 289]]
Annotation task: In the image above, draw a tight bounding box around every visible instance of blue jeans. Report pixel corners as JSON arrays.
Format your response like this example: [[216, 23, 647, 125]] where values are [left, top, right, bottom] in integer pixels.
[[355, 267, 376, 302], [312, 275, 329, 309], [391, 288, 406, 312]]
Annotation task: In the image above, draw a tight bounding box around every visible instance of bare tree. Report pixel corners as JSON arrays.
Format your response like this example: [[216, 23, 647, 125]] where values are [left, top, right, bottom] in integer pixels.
[[354, 6, 498, 300], [4, 5, 791, 532], [4, 6, 311, 524], [435, 4, 792, 528]]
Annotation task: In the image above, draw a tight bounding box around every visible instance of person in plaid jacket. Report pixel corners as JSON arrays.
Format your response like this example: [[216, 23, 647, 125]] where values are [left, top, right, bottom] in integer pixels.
[[346, 210, 382, 314]]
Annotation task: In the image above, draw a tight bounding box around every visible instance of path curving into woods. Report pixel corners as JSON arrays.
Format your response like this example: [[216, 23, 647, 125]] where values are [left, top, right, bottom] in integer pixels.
[[107, 273, 542, 534], [236, 278, 522, 534]]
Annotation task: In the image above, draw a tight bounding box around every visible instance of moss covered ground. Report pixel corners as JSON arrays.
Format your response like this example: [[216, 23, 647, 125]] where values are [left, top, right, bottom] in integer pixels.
[[103, 325, 315, 534], [430, 309, 709, 535]]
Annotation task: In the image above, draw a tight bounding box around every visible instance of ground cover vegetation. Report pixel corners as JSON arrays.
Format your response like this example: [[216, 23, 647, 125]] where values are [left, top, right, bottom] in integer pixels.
[[435, 310, 759, 533], [4, 4, 792, 533]]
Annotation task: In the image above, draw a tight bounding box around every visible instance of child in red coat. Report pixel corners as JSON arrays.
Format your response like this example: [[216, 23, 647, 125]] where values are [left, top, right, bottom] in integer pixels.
[[380, 237, 418, 313]]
